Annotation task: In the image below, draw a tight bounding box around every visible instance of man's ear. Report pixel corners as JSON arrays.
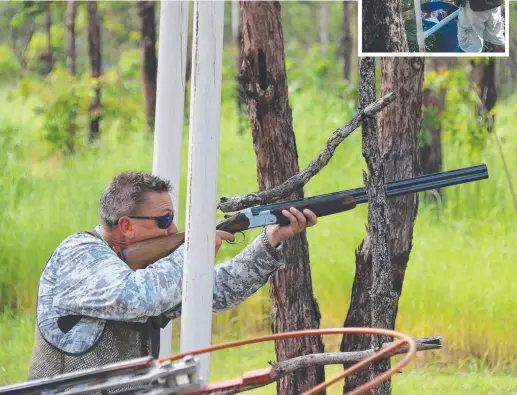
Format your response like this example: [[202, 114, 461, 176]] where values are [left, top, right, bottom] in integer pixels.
[[118, 217, 133, 235]]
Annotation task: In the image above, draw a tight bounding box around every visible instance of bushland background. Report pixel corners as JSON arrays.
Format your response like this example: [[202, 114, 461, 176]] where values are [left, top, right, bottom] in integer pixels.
[[0, 1, 516, 394]]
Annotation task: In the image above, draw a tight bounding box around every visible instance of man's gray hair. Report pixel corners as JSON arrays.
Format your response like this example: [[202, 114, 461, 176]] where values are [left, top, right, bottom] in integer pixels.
[[99, 172, 172, 228]]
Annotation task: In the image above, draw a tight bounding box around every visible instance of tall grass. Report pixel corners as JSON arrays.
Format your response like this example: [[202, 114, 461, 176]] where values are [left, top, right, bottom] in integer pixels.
[[0, 79, 516, 387]]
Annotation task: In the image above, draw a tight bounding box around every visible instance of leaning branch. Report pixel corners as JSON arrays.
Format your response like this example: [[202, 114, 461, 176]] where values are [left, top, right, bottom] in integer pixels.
[[218, 91, 396, 212], [211, 336, 441, 395]]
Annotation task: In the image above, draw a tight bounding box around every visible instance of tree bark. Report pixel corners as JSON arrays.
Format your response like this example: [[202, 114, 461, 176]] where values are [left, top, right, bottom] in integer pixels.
[[138, 0, 158, 129], [233, 0, 246, 135], [87, 1, 102, 142], [471, 59, 497, 118], [65, 0, 77, 76], [21, 20, 36, 75], [65, 0, 78, 154], [342, 1, 352, 81], [340, 57, 424, 394], [421, 88, 444, 174], [239, 2, 325, 394], [40, 5, 54, 75], [420, 59, 447, 203], [362, 0, 408, 52]]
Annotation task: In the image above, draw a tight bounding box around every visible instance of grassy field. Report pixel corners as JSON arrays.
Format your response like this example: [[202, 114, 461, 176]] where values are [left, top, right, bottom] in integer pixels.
[[0, 77, 516, 394]]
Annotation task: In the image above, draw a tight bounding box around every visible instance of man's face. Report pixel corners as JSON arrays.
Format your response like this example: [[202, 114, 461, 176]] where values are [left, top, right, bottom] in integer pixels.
[[123, 191, 178, 243]]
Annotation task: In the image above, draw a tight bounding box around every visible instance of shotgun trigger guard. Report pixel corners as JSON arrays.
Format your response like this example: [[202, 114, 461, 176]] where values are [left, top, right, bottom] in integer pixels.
[[227, 232, 245, 245], [242, 208, 278, 229]]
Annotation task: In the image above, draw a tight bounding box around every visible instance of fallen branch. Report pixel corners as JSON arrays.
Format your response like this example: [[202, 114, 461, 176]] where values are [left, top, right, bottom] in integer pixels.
[[218, 91, 396, 212], [210, 336, 441, 395]]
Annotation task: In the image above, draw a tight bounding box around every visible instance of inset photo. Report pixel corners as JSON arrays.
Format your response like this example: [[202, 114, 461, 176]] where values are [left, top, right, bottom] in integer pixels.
[[359, 0, 509, 56]]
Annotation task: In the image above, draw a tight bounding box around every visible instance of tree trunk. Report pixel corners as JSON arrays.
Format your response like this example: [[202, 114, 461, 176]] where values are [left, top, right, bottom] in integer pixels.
[[471, 59, 517, 210], [340, 57, 424, 393], [65, 0, 77, 76], [87, 1, 102, 142], [420, 59, 447, 203], [21, 20, 36, 75], [233, 0, 246, 135], [342, 1, 352, 81], [471, 59, 497, 119], [320, 1, 329, 60], [138, 0, 158, 129], [239, 2, 325, 394], [40, 5, 54, 75], [65, 0, 78, 154], [362, 0, 408, 52]]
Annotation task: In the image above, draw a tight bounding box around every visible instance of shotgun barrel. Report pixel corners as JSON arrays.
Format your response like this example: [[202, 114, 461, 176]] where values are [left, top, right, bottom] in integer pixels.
[[249, 164, 488, 215], [217, 164, 490, 231]]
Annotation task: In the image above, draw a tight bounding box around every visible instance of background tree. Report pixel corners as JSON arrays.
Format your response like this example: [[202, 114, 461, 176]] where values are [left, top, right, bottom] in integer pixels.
[[137, 0, 157, 129], [65, 0, 76, 76], [342, 1, 352, 81], [472, 58, 517, 210], [420, 58, 450, 204], [239, 2, 325, 394], [87, 1, 101, 142]]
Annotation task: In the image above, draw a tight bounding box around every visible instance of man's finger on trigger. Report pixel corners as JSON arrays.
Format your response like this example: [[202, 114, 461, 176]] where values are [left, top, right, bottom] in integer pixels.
[[218, 231, 235, 241]]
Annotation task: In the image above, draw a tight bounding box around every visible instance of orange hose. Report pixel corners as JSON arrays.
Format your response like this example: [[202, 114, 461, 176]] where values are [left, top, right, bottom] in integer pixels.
[[160, 327, 417, 394]]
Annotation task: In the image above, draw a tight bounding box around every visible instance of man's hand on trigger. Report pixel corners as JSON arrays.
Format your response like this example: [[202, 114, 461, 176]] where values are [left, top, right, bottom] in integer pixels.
[[266, 207, 318, 248], [215, 230, 235, 255]]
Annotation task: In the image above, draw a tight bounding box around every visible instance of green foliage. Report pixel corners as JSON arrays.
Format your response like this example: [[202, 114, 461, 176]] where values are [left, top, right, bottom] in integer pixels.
[[117, 48, 141, 81], [9, 1, 50, 28], [15, 44, 147, 155], [0, 45, 21, 80], [286, 44, 357, 101], [422, 67, 492, 162], [17, 67, 90, 153]]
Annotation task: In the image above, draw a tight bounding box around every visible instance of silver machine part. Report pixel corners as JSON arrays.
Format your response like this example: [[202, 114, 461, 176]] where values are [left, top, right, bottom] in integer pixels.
[[242, 208, 278, 229], [0, 356, 202, 395]]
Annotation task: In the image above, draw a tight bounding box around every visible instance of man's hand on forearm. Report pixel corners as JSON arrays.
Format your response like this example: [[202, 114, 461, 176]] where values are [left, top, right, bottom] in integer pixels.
[[265, 207, 318, 247]]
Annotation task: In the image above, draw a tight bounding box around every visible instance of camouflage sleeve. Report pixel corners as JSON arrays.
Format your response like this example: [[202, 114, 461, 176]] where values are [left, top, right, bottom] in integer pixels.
[[163, 228, 286, 320], [209, 228, 285, 313], [54, 229, 285, 322]]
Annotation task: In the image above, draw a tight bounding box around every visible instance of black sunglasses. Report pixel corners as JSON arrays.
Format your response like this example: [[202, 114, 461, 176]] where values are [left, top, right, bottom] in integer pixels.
[[127, 212, 175, 229]]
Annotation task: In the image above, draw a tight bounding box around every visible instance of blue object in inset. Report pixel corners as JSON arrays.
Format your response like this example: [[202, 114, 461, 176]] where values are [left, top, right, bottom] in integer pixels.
[[420, 1, 460, 52]]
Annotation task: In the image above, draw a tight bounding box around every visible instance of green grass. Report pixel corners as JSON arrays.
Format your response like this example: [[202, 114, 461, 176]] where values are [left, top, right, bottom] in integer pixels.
[[0, 77, 516, 393]]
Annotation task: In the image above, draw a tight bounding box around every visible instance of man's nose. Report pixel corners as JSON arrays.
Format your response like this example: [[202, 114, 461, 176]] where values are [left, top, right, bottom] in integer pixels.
[[168, 222, 178, 234]]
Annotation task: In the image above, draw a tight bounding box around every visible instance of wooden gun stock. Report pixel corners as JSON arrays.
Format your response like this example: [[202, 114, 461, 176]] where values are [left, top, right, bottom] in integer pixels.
[[122, 232, 186, 271]]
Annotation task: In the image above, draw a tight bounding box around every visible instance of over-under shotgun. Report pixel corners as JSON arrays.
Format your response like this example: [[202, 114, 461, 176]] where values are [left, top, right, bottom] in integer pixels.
[[122, 164, 489, 270]]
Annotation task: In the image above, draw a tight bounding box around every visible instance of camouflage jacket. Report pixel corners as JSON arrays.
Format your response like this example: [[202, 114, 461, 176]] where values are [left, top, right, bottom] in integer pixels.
[[36, 226, 285, 355]]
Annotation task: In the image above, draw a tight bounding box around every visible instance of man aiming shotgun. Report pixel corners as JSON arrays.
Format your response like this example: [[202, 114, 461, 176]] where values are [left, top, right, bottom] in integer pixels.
[[27, 164, 488, 380], [27, 172, 318, 380]]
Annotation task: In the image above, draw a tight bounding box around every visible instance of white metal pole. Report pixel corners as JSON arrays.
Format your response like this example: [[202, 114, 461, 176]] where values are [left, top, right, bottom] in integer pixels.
[[152, 0, 189, 359], [414, 0, 425, 52], [180, 0, 225, 384]]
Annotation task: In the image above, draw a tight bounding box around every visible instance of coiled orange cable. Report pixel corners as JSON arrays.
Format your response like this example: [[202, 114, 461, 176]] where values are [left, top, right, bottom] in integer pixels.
[[161, 327, 417, 395]]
